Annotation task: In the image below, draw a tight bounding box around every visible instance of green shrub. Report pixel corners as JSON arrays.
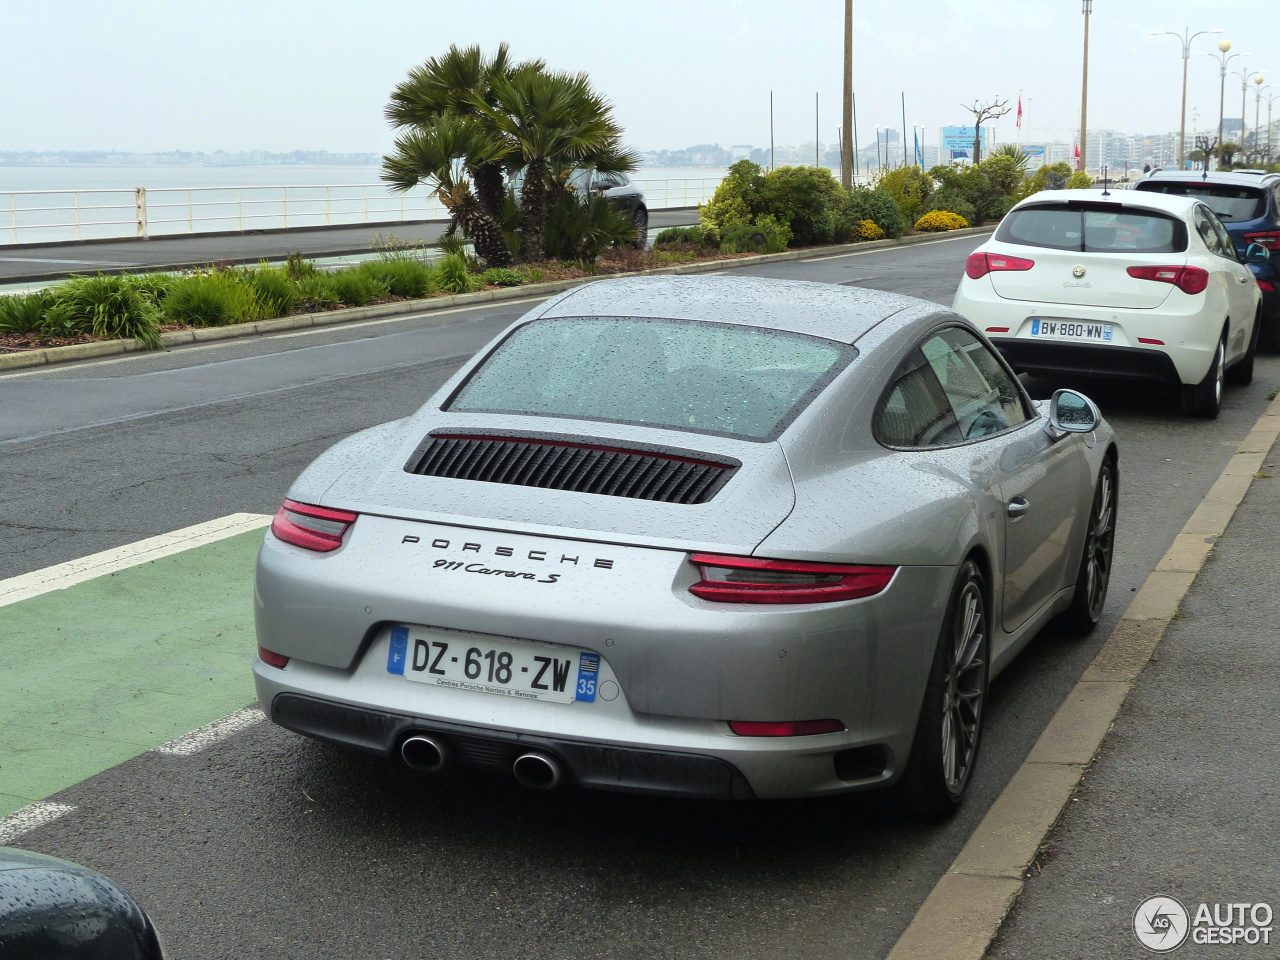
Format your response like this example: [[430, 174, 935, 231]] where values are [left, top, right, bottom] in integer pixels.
[[435, 253, 480, 294], [284, 252, 319, 281], [1066, 171, 1094, 189], [915, 210, 969, 232], [0, 290, 53, 334], [356, 259, 437, 298], [654, 225, 712, 247], [53, 274, 162, 348], [720, 214, 790, 255], [699, 159, 767, 239], [758, 165, 845, 246], [128, 273, 175, 306], [544, 193, 637, 260], [163, 272, 260, 327], [480, 267, 525, 287], [370, 232, 431, 262], [878, 166, 934, 225], [328, 268, 388, 307], [523, 266, 546, 283], [840, 187, 907, 239], [244, 266, 298, 318], [295, 273, 342, 307]]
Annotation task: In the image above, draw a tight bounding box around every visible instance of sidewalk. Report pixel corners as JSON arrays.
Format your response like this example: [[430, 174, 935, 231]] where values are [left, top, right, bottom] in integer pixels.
[[987, 436, 1280, 959], [0, 209, 699, 285]]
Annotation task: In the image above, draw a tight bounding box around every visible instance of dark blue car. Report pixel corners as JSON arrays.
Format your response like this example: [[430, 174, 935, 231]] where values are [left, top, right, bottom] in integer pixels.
[[1136, 170, 1280, 349]]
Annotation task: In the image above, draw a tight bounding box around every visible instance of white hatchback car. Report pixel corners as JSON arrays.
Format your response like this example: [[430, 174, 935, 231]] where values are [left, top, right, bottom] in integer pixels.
[[953, 190, 1267, 417]]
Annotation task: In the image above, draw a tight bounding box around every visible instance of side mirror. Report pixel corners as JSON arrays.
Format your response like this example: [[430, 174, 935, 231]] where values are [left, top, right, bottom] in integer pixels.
[[1245, 242, 1271, 264], [1045, 388, 1100, 439]]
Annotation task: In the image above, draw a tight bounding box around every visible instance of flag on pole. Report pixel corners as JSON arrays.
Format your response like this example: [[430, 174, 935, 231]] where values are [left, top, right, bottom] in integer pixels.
[[1016, 96, 1023, 130], [1073, 140, 1081, 169]]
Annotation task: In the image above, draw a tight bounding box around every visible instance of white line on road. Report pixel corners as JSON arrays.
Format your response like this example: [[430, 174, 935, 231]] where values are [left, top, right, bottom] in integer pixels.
[[153, 706, 266, 756], [0, 802, 77, 844], [0, 512, 271, 607], [0, 257, 144, 266]]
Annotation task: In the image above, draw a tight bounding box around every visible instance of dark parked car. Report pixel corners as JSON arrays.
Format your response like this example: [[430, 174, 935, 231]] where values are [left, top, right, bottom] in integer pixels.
[[1135, 170, 1280, 349], [567, 169, 648, 233], [0, 847, 165, 959]]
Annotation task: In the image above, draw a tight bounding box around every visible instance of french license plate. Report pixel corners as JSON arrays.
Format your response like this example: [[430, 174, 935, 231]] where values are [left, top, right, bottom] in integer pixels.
[[1029, 318, 1114, 342], [386, 626, 600, 704]]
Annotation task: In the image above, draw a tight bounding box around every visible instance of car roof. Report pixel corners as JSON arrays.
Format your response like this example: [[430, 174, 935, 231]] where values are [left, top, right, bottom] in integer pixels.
[[1139, 170, 1278, 188], [1012, 188, 1200, 217], [534, 275, 936, 344]]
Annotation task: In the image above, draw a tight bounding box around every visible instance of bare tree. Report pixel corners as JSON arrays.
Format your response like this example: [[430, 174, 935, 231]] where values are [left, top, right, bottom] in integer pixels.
[[961, 98, 1011, 164]]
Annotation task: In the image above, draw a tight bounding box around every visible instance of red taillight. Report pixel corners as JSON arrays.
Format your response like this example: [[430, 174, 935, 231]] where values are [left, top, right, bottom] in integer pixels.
[[688, 553, 896, 604], [1244, 231, 1280, 250], [1126, 264, 1209, 295], [965, 251, 1035, 279], [1137, 338, 1166, 345], [985, 327, 1010, 333], [1258, 279, 1276, 292], [270, 499, 358, 552], [728, 719, 845, 737], [258, 645, 289, 669]]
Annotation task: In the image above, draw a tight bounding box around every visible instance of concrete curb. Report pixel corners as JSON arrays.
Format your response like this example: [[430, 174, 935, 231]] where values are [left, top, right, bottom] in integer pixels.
[[0, 226, 994, 375], [886, 393, 1280, 960]]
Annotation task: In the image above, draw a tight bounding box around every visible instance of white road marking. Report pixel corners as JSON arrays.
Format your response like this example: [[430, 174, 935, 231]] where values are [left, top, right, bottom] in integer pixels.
[[0, 801, 77, 844], [0, 512, 271, 607], [153, 706, 266, 756]]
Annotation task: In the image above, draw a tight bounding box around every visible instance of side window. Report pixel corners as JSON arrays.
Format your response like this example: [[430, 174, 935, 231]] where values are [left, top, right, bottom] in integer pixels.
[[921, 327, 1030, 439], [1205, 209, 1238, 259], [1194, 207, 1227, 257], [874, 348, 963, 448]]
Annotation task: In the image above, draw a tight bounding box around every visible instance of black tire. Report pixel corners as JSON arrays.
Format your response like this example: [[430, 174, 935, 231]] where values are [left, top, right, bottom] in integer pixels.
[[1183, 332, 1225, 418], [629, 206, 649, 248], [896, 560, 989, 819], [1057, 457, 1117, 634], [1226, 314, 1260, 386]]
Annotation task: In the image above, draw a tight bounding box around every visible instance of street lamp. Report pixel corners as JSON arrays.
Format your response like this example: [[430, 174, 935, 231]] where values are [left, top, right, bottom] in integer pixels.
[[1253, 76, 1268, 163], [1149, 26, 1224, 169], [1231, 66, 1263, 160], [1200, 41, 1250, 169]]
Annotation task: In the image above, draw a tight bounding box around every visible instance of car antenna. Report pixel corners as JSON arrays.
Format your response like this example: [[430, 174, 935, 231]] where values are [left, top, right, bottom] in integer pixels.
[[1100, 164, 1111, 196]]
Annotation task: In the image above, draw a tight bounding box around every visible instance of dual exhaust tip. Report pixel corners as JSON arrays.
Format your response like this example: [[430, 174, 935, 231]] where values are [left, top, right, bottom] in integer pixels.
[[399, 734, 562, 790]]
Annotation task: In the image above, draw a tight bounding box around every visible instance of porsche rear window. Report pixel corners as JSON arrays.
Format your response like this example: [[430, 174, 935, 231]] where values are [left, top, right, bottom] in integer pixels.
[[1136, 181, 1265, 222], [446, 316, 853, 441], [995, 204, 1187, 253]]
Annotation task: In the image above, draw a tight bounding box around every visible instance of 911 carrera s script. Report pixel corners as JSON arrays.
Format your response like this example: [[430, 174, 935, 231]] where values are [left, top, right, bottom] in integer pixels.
[[431, 558, 561, 583]]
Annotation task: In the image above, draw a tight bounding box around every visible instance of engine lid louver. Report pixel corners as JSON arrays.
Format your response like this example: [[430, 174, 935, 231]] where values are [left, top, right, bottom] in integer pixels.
[[404, 432, 739, 505]]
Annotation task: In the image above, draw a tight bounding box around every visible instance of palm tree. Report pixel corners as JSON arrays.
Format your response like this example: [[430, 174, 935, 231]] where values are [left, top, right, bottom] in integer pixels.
[[384, 44, 541, 227], [991, 143, 1032, 173], [382, 111, 513, 267], [475, 69, 640, 263]]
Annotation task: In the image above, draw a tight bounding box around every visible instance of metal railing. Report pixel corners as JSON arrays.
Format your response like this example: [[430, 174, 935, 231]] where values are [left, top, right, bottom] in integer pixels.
[[0, 178, 720, 246]]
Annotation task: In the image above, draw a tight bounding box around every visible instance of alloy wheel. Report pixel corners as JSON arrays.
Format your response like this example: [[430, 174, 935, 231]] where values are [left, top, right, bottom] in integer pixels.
[[941, 582, 986, 793], [1082, 465, 1115, 620]]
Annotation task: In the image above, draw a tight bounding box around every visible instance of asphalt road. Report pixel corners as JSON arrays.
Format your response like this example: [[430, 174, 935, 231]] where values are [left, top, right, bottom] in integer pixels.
[[3, 235, 1278, 959], [0, 208, 699, 284]]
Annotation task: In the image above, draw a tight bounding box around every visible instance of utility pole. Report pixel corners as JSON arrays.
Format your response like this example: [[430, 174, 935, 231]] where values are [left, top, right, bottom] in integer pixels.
[[1080, 0, 1092, 173], [841, 0, 853, 190]]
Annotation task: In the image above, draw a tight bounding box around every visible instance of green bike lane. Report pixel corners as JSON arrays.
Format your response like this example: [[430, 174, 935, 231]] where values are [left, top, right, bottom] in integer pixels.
[[0, 515, 269, 817]]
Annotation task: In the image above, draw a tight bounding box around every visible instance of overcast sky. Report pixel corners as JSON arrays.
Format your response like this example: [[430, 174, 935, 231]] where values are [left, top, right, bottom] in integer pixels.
[[2, 0, 1277, 155]]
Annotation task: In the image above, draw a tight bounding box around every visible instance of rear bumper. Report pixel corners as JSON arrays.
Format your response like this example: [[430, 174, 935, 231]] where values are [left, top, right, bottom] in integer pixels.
[[270, 692, 757, 800], [990, 338, 1183, 385]]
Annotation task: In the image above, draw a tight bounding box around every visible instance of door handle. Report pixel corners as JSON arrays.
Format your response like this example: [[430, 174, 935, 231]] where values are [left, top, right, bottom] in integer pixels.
[[1239, 275, 1251, 284], [1007, 496, 1030, 520]]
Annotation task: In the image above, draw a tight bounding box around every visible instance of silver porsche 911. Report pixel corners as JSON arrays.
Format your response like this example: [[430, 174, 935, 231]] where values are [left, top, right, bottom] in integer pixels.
[[254, 275, 1117, 816]]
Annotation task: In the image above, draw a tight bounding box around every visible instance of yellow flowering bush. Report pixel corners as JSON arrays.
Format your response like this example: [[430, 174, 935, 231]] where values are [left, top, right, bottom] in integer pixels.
[[850, 218, 885, 241], [914, 210, 969, 232]]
